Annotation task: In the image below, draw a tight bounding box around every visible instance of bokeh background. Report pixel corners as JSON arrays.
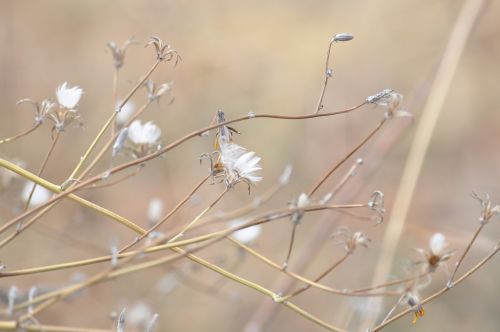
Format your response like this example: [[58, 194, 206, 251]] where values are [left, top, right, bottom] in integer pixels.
[[1, 1, 499, 331]]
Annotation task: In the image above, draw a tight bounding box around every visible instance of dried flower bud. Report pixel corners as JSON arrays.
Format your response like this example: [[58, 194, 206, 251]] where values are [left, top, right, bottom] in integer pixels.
[[147, 198, 164, 226], [471, 192, 500, 224], [107, 37, 136, 69], [147, 36, 180, 63], [279, 164, 293, 185], [332, 33, 354, 42], [117, 308, 126, 332], [112, 127, 129, 157]]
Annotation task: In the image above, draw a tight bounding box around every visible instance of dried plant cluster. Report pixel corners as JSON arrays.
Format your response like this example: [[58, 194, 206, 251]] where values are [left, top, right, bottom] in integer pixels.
[[0, 34, 498, 332]]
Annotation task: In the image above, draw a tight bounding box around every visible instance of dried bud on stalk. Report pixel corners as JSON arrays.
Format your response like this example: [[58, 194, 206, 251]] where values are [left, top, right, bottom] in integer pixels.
[[332, 33, 354, 42]]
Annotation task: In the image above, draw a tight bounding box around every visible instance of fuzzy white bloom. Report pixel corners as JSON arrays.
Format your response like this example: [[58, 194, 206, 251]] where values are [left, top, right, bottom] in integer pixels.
[[429, 233, 447, 256], [22, 182, 52, 207], [220, 143, 262, 185], [296, 193, 309, 208], [147, 198, 164, 225], [128, 302, 154, 328], [279, 164, 293, 185], [128, 120, 162, 145], [115, 100, 135, 126], [56, 82, 83, 109], [230, 219, 262, 244], [155, 273, 178, 294]]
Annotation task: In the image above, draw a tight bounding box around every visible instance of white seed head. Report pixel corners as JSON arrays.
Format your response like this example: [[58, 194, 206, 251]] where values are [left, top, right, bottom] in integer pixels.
[[296, 193, 310, 208], [147, 198, 164, 226], [429, 233, 447, 256], [22, 182, 52, 207], [56, 82, 83, 109], [128, 302, 154, 328], [128, 120, 162, 145], [230, 219, 262, 244], [220, 143, 262, 186], [115, 100, 136, 126], [279, 164, 293, 185]]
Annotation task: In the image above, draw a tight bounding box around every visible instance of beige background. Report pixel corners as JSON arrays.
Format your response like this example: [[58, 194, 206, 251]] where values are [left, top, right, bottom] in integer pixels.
[[1, 1, 499, 331]]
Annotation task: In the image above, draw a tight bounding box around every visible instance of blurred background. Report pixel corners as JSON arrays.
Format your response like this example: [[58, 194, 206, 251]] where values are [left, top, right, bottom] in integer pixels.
[[1, 1, 499, 331]]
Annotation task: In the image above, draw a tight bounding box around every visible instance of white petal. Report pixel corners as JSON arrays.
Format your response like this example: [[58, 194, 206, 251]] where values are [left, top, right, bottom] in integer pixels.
[[230, 219, 262, 244], [22, 182, 52, 207], [429, 233, 447, 256], [56, 82, 83, 109]]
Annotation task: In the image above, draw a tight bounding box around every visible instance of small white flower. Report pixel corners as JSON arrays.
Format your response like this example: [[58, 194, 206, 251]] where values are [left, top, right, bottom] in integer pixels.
[[147, 198, 164, 226], [128, 302, 154, 329], [230, 219, 262, 244], [22, 182, 52, 207], [429, 233, 447, 256], [56, 82, 83, 109], [128, 120, 162, 145], [115, 100, 135, 126], [220, 143, 262, 186], [296, 193, 309, 208]]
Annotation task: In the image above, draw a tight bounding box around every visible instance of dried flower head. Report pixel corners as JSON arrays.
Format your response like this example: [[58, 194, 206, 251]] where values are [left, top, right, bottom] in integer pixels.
[[17, 98, 56, 125], [145, 79, 174, 103], [107, 37, 136, 69], [126, 120, 162, 158], [415, 233, 455, 272], [366, 89, 406, 118], [368, 190, 385, 224], [147, 36, 180, 63], [230, 219, 262, 244], [45, 82, 84, 132], [56, 82, 83, 110], [403, 291, 425, 324], [471, 192, 500, 224], [219, 142, 263, 188], [332, 227, 370, 254]]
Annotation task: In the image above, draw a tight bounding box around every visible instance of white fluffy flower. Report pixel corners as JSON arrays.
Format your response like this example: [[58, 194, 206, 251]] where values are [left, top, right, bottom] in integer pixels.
[[128, 302, 154, 329], [56, 82, 83, 109], [220, 143, 262, 185], [22, 182, 52, 207], [429, 233, 447, 256], [115, 100, 135, 126], [147, 198, 164, 225], [296, 193, 309, 208], [128, 120, 162, 145], [230, 219, 262, 244]]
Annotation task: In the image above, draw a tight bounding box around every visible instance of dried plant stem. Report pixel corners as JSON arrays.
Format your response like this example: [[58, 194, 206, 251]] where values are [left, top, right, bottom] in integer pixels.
[[1, 204, 367, 277], [281, 252, 349, 301], [111, 67, 119, 136], [365, 0, 487, 328], [0, 202, 58, 248], [66, 60, 160, 182], [84, 166, 142, 190], [0, 159, 144, 236], [0, 102, 366, 233], [309, 118, 386, 197], [349, 272, 429, 294], [227, 237, 398, 297], [22, 324, 112, 332], [23, 132, 61, 211], [314, 40, 336, 114], [283, 222, 299, 269], [371, 240, 500, 331], [379, 293, 406, 325], [168, 187, 228, 243], [120, 175, 209, 252], [448, 223, 484, 284], [0, 123, 41, 145]]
